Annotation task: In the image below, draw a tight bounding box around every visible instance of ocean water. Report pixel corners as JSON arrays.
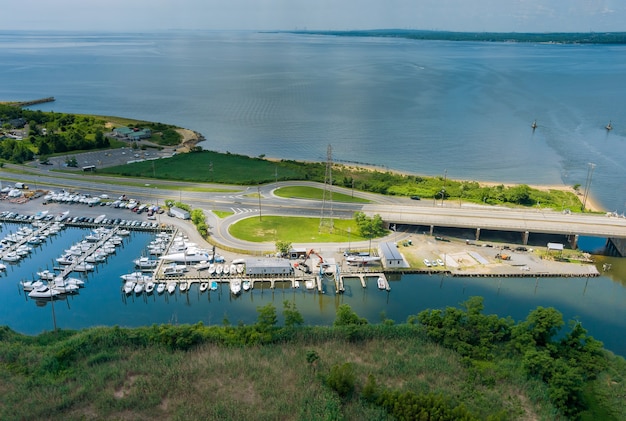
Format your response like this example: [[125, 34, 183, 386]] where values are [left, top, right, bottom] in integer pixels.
[[1, 31, 625, 211]]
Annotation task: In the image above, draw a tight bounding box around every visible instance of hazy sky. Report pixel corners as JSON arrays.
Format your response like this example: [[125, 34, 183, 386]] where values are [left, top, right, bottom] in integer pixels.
[[4, 0, 625, 32]]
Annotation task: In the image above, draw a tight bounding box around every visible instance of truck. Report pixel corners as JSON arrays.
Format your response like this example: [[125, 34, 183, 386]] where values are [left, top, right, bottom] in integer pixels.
[[168, 206, 190, 220]]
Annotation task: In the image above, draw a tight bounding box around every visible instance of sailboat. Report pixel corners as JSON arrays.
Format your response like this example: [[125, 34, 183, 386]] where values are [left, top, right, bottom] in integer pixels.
[[606, 120, 613, 131], [531, 119, 537, 130]]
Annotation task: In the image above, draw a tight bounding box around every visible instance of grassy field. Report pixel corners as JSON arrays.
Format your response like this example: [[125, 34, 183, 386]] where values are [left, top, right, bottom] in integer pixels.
[[228, 216, 364, 243], [274, 186, 370, 203]]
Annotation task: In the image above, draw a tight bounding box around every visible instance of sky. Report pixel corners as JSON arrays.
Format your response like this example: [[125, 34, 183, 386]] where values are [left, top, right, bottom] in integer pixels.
[[3, 0, 625, 33]]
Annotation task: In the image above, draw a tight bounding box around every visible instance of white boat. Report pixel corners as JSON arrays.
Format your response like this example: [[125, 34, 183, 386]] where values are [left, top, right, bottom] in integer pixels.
[[159, 248, 211, 263], [64, 277, 86, 287], [3, 252, 21, 262], [21, 280, 45, 291], [0, 263, 6, 271], [223, 264, 230, 275], [37, 270, 57, 280], [215, 264, 223, 275], [242, 280, 251, 291], [163, 265, 185, 276], [345, 255, 381, 266], [156, 283, 166, 294], [179, 282, 188, 292], [29, 285, 62, 299], [294, 280, 300, 289], [199, 282, 209, 292], [145, 281, 155, 294], [55, 210, 70, 222], [193, 260, 211, 270], [377, 277, 386, 290], [134, 257, 158, 270], [208, 264, 216, 275], [236, 264, 245, 274], [73, 263, 95, 272], [167, 282, 177, 294], [230, 264, 237, 274], [123, 281, 135, 294], [121, 272, 151, 282], [230, 279, 242, 295], [51, 280, 80, 294], [56, 254, 75, 265], [134, 282, 144, 294], [305, 279, 316, 290]]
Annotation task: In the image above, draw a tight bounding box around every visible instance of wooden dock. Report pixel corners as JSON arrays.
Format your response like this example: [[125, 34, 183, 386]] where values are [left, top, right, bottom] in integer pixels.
[[58, 227, 120, 279]]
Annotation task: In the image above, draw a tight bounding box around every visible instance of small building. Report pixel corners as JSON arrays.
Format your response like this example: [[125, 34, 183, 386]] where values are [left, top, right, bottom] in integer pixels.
[[168, 206, 190, 220], [547, 242, 564, 254], [378, 241, 407, 268], [288, 247, 307, 259], [244, 258, 294, 277], [112, 126, 152, 141]]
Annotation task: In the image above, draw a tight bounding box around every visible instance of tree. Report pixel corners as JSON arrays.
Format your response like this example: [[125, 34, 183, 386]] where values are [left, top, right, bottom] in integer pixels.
[[256, 303, 277, 332], [65, 156, 78, 167], [326, 363, 355, 398], [334, 304, 367, 326], [282, 300, 304, 328], [275, 240, 292, 257]]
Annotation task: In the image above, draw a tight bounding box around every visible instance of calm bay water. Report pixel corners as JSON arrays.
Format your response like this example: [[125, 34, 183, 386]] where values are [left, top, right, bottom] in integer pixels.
[[2, 31, 626, 354], [1, 31, 625, 211]]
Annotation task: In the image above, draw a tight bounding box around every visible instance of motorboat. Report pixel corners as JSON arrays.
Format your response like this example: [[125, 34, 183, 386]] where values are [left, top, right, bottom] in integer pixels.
[[21, 280, 45, 291], [65, 277, 86, 287], [242, 280, 251, 291], [156, 283, 166, 294], [167, 282, 177, 294], [134, 257, 158, 270], [29, 285, 62, 299], [230, 264, 237, 275], [73, 263, 95, 272], [305, 280, 316, 290], [377, 277, 386, 290], [345, 255, 381, 266], [56, 254, 75, 265], [199, 282, 209, 292], [134, 282, 144, 295], [121, 272, 151, 282], [0, 263, 6, 271], [294, 280, 300, 289], [51, 280, 80, 294], [158, 247, 211, 263], [236, 264, 245, 274], [208, 264, 216, 275], [223, 264, 230, 275], [230, 279, 242, 295], [193, 260, 211, 270], [3, 252, 21, 262], [210, 281, 218, 291], [145, 281, 155, 294], [179, 282, 188, 292], [37, 270, 57, 280], [123, 281, 135, 295], [215, 265, 223, 276], [163, 265, 185, 277]]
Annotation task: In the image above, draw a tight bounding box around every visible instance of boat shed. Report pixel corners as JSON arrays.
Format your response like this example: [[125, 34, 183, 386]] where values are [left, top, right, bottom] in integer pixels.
[[244, 258, 294, 277], [378, 242, 406, 268]]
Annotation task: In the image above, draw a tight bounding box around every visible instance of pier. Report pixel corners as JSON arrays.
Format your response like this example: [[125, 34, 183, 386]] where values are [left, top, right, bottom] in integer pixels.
[[58, 227, 120, 279], [9, 97, 55, 107]]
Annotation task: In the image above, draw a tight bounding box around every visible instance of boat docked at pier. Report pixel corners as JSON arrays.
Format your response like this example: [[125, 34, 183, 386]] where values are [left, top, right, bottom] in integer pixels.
[[159, 247, 211, 263]]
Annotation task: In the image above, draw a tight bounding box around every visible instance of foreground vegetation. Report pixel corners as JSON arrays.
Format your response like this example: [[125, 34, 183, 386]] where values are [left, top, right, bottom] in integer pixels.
[[1, 299, 624, 420]]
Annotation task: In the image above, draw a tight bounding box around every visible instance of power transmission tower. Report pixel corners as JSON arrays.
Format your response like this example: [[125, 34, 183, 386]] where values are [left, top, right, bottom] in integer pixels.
[[319, 144, 334, 233]]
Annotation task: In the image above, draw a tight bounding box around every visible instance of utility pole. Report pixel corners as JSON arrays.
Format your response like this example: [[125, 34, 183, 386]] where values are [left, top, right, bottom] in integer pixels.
[[582, 163, 596, 212], [258, 186, 262, 221]]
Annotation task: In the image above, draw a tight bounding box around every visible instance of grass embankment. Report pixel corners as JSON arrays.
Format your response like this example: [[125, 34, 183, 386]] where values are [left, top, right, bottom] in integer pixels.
[[2, 297, 625, 420], [100, 150, 585, 211], [274, 186, 370, 203], [229, 216, 363, 243]]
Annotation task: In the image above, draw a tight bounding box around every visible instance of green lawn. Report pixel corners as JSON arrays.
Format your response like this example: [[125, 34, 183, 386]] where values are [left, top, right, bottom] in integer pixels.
[[228, 216, 366, 243], [274, 186, 370, 203]]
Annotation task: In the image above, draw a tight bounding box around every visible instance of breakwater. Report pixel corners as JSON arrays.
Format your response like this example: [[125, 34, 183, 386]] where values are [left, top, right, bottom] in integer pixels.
[[10, 97, 55, 107]]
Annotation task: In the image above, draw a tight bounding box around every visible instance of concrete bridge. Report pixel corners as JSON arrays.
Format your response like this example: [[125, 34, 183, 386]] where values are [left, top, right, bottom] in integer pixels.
[[363, 203, 626, 252]]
